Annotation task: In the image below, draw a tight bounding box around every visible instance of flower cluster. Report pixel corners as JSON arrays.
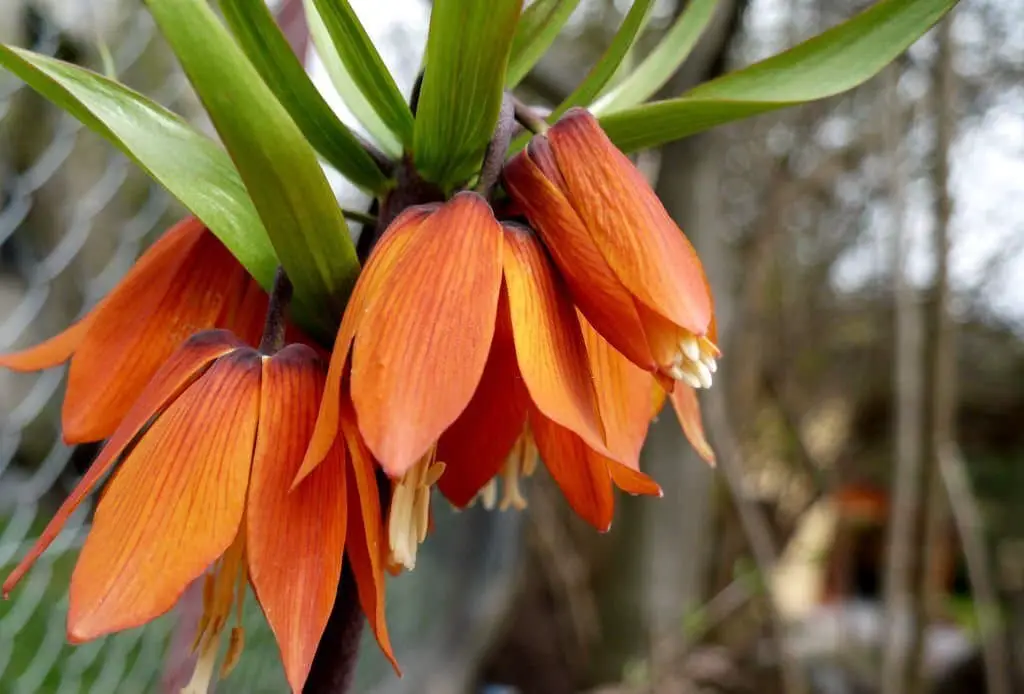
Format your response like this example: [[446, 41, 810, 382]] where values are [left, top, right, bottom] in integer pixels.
[[1, 108, 716, 692]]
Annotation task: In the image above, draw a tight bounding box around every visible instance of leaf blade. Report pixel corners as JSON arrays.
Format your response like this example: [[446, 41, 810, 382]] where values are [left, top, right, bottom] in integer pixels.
[[506, 0, 582, 88], [0, 46, 278, 291], [414, 0, 524, 187], [219, 0, 392, 194], [552, 0, 655, 120], [311, 0, 414, 149], [147, 0, 360, 332], [592, 0, 719, 114], [601, 0, 959, 152]]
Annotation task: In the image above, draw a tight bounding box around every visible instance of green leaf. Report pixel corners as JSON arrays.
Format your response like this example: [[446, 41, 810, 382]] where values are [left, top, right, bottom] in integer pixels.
[[311, 0, 414, 150], [551, 0, 655, 120], [506, 0, 582, 88], [0, 46, 278, 291], [601, 0, 959, 152], [592, 0, 719, 114], [219, 0, 392, 194], [413, 0, 524, 187], [146, 0, 359, 333], [414, 0, 523, 187], [304, 0, 402, 157]]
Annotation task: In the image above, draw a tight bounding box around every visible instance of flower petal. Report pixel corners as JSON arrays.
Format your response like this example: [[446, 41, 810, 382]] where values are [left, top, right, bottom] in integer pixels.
[[669, 384, 715, 465], [503, 225, 606, 453], [607, 460, 662, 497], [503, 145, 655, 371], [247, 345, 347, 693], [338, 401, 399, 672], [0, 318, 91, 371], [67, 349, 261, 641], [437, 295, 529, 507], [580, 314, 653, 469], [352, 193, 503, 476], [531, 412, 614, 532], [548, 108, 712, 335], [1, 331, 240, 597], [299, 206, 434, 484], [63, 226, 250, 442]]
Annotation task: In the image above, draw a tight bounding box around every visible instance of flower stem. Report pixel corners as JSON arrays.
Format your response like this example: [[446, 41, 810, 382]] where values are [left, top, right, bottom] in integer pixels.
[[475, 92, 516, 197], [258, 267, 293, 354], [302, 559, 364, 694], [512, 96, 550, 135], [341, 208, 379, 226]]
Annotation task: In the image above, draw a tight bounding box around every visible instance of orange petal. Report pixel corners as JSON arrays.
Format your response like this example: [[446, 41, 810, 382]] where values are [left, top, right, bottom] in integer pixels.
[[530, 412, 614, 532], [580, 314, 653, 469], [503, 144, 656, 371], [607, 460, 662, 497], [63, 226, 250, 443], [437, 294, 529, 507], [299, 206, 434, 484], [548, 108, 712, 336], [352, 193, 503, 476], [1, 331, 240, 597], [226, 278, 272, 348], [502, 224, 606, 453], [0, 318, 91, 371], [338, 400, 399, 673], [247, 345, 347, 694], [67, 349, 261, 641], [669, 384, 715, 465]]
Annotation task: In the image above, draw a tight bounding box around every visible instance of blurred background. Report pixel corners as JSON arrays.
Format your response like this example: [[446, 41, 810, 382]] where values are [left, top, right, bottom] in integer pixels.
[[0, 0, 1022, 692]]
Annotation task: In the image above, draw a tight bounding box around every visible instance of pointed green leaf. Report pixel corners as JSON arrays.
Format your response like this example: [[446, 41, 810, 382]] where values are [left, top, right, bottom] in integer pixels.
[[414, 0, 523, 187], [0, 46, 278, 291], [601, 0, 959, 152], [304, 0, 401, 157], [219, 0, 392, 194], [310, 0, 414, 149], [551, 0, 655, 120], [506, 0, 582, 88], [592, 0, 719, 114], [146, 0, 359, 331]]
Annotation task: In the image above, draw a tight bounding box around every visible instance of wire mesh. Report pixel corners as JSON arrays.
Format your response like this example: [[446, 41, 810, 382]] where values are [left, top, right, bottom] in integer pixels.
[[0, 6, 185, 693]]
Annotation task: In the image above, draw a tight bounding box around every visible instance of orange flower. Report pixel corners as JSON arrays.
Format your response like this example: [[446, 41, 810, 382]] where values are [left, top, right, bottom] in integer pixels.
[[2, 331, 394, 693], [298, 192, 504, 570], [437, 224, 662, 531], [503, 107, 720, 388], [300, 201, 662, 543], [0, 217, 274, 444]]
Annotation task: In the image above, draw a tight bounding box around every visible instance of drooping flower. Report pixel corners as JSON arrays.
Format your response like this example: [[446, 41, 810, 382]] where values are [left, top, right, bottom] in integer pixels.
[[436, 224, 662, 531], [2, 330, 395, 693], [0, 217, 276, 443], [503, 107, 720, 388], [300, 203, 662, 548], [298, 193, 505, 570]]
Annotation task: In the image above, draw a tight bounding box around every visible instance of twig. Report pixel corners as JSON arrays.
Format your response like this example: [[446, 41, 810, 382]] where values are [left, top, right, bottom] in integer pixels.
[[475, 93, 516, 197], [938, 443, 1014, 694]]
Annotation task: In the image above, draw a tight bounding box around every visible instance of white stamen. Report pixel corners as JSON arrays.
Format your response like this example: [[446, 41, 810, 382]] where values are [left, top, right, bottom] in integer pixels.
[[702, 355, 718, 373], [387, 451, 444, 572], [692, 361, 713, 389], [680, 335, 701, 362]]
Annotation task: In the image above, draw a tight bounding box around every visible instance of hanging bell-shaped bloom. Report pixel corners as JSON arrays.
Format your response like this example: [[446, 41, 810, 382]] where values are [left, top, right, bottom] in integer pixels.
[[437, 224, 662, 532], [2, 331, 396, 693], [503, 107, 720, 389], [0, 218, 275, 443]]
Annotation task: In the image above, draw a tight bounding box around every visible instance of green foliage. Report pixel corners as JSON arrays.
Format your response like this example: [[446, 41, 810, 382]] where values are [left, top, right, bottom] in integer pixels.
[[506, 0, 582, 88], [414, 0, 523, 187], [592, 0, 719, 114], [0, 47, 279, 292], [310, 0, 415, 150], [219, 0, 392, 194], [601, 0, 959, 152], [147, 0, 360, 336]]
